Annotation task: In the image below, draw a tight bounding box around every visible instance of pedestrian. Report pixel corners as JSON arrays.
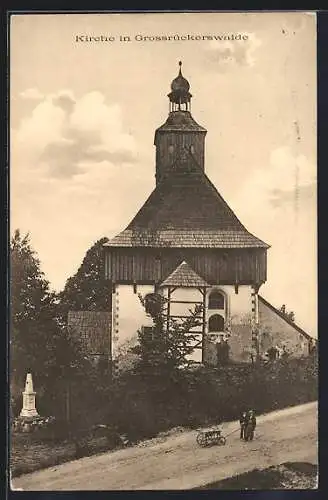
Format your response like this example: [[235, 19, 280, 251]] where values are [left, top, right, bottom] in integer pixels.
[[248, 410, 256, 429], [239, 411, 247, 440], [244, 410, 257, 441]]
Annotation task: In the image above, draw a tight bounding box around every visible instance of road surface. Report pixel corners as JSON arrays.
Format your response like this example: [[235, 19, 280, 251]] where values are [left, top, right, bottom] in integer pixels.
[[12, 401, 317, 490]]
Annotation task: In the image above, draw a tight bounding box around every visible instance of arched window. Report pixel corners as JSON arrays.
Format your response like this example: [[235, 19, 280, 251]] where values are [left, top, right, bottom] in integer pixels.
[[208, 290, 225, 309], [208, 314, 225, 332]]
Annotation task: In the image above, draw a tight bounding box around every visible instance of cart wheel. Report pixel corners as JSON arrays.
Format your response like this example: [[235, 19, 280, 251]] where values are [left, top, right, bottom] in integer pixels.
[[196, 432, 207, 447], [218, 436, 226, 445]]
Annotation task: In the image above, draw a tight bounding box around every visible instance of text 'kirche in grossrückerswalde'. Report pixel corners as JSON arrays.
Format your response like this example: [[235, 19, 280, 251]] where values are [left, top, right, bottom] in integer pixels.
[[74, 33, 249, 43]]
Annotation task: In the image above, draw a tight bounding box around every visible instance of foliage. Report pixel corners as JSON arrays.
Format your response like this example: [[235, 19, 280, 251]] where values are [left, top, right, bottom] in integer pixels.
[[12, 415, 56, 433], [279, 304, 295, 323], [10, 229, 91, 419], [58, 237, 111, 317], [132, 293, 203, 380], [51, 236, 114, 421], [11, 230, 61, 387], [90, 355, 318, 443]]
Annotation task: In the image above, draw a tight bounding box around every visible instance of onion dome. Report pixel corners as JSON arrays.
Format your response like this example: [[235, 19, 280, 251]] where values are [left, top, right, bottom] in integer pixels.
[[168, 61, 192, 108], [171, 61, 190, 92]]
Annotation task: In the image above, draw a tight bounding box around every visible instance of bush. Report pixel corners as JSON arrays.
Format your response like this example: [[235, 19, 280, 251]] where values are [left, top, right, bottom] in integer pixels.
[[10, 356, 317, 477], [102, 356, 317, 439], [12, 415, 56, 435], [15, 356, 316, 451]]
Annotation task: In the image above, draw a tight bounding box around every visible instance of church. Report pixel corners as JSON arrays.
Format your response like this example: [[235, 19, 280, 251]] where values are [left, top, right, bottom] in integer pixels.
[[96, 62, 313, 366]]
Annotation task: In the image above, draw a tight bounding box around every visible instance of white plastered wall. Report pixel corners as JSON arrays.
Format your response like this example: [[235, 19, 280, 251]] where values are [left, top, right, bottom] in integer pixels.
[[112, 284, 155, 358], [112, 283, 255, 365]]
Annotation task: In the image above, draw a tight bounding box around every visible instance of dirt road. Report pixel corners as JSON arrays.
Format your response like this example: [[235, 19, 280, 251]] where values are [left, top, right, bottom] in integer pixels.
[[12, 401, 317, 491]]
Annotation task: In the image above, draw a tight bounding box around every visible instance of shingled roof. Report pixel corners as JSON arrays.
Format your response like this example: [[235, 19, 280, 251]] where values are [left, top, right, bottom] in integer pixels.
[[160, 260, 210, 287], [105, 150, 269, 250], [154, 110, 206, 139]]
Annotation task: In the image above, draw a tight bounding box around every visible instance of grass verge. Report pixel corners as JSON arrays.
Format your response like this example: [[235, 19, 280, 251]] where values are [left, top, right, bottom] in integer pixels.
[[195, 462, 318, 490]]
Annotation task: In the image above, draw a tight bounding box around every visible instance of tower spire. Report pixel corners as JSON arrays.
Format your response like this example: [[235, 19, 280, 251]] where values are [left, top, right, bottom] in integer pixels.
[[168, 61, 192, 112], [154, 63, 207, 184]]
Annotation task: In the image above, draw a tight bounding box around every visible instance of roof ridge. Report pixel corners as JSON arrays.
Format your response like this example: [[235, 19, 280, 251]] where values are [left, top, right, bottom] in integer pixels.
[[160, 260, 210, 288], [258, 295, 313, 340]]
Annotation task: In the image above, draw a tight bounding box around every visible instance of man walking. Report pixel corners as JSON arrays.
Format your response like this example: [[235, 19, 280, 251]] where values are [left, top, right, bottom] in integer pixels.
[[244, 410, 257, 441], [239, 411, 247, 440]]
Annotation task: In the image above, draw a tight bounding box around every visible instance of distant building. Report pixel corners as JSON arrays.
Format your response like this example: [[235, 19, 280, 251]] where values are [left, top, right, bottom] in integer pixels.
[[258, 296, 314, 359], [89, 62, 313, 366]]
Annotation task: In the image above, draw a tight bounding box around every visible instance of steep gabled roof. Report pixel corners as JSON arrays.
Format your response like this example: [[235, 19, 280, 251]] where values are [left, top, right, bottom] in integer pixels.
[[105, 150, 269, 249], [258, 295, 313, 340], [160, 261, 210, 288]]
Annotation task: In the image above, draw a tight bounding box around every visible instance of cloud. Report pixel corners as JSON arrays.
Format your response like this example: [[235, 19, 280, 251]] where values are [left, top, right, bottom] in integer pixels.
[[11, 89, 151, 291], [205, 33, 262, 69], [270, 183, 315, 208], [232, 146, 316, 218], [231, 146, 317, 336], [13, 89, 137, 181], [52, 92, 76, 114], [19, 88, 44, 100]]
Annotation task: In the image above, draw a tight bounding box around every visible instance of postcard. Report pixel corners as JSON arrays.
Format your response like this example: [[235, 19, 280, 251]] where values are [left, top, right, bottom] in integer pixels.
[[10, 11, 317, 490]]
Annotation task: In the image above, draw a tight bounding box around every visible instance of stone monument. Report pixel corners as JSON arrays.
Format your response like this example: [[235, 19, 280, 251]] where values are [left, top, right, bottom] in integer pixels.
[[20, 373, 38, 418]]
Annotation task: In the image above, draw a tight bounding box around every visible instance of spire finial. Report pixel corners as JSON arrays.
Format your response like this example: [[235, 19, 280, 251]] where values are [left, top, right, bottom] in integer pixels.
[[178, 60, 182, 74]]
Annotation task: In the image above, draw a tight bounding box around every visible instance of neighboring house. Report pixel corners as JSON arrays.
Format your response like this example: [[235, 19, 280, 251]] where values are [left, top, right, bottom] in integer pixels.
[[258, 296, 315, 358], [67, 311, 112, 365]]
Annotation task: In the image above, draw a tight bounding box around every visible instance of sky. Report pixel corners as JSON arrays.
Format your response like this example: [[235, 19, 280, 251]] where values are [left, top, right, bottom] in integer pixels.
[[10, 12, 317, 336]]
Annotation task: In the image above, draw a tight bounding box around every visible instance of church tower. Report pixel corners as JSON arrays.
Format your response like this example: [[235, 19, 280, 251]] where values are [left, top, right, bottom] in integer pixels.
[[104, 62, 271, 366], [154, 62, 207, 184]]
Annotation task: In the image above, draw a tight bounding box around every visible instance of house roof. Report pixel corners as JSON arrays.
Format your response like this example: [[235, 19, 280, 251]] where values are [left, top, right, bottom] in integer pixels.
[[258, 295, 313, 340], [105, 151, 269, 250], [160, 260, 210, 288], [106, 229, 267, 248], [68, 311, 111, 355]]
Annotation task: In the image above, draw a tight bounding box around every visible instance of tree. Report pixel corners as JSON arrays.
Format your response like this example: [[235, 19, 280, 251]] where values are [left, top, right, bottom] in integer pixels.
[[279, 304, 295, 323], [10, 230, 87, 417], [55, 237, 117, 424], [11, 230, 58, 384], [132, 293, 203, 380], [58, 237, 111, 319]]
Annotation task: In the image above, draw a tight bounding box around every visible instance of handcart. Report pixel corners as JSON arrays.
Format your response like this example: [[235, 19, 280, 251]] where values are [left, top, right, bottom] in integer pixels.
[[196, 425, 240, 447], [196, 426, 227, 447]]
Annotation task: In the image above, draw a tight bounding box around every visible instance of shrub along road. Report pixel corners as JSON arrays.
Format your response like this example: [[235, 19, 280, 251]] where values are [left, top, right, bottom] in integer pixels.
[[12, 401, 317, 491]]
